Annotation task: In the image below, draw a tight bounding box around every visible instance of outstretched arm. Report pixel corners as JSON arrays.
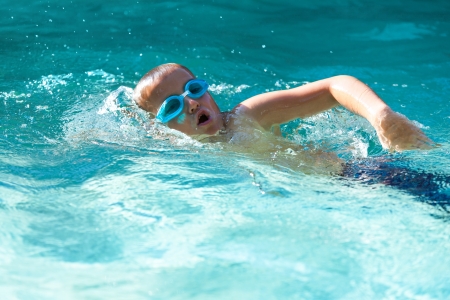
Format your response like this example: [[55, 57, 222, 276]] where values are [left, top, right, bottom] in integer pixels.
[[236, 75, 436, 151]]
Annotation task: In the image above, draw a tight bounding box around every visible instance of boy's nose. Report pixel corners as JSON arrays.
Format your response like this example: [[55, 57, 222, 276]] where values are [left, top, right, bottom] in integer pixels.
[[186, 98, 200, 114]]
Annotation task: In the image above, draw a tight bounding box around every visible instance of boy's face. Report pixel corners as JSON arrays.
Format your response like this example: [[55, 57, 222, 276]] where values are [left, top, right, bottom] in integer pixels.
[[146, 68, 223, 137]]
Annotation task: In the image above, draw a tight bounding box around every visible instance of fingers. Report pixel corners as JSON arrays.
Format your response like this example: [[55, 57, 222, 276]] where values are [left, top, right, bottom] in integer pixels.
[[374, 111, 438, 152], [391, 135, 438, 152]]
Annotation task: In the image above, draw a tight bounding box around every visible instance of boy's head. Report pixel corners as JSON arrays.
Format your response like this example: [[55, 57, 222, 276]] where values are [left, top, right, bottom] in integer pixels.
[[133, 63, 223, 137]]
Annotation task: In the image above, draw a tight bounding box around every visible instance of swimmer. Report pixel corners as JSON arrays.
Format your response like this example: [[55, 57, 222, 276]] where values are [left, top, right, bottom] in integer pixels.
[[133, 63, 436, 152], [133, 63, 450, 210]]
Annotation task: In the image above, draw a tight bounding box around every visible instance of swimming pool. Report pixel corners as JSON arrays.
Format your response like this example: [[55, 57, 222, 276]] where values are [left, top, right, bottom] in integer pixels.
[[1, 0, 450, 298]]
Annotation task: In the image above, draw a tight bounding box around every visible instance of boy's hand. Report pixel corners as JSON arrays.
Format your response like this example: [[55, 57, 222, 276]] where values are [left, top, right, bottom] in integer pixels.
[[374, 108, 437, 152]]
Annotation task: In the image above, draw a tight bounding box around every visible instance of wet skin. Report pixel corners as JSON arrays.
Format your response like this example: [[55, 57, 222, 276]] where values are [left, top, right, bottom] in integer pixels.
[[137, 64, 436, 152]]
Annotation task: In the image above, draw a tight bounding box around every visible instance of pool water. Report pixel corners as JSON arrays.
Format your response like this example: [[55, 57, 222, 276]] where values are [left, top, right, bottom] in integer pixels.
[[1, 0, 450, 298]]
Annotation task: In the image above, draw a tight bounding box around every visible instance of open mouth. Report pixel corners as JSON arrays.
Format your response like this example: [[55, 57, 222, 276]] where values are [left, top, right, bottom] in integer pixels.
[[197, 112, 210, 126]]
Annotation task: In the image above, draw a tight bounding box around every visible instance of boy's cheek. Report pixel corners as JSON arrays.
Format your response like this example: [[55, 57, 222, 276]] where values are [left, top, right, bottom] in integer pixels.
[[168, 117, 194, 135], [176, 113, 186, 124]]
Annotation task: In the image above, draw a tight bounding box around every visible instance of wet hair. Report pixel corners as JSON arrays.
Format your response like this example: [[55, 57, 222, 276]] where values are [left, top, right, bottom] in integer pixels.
[[133, 63, 194, 112]]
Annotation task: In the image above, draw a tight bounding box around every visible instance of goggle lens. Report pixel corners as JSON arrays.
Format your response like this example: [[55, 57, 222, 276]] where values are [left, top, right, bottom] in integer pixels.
[[162, 97, 181, 115], [187, 81, 205, 97]]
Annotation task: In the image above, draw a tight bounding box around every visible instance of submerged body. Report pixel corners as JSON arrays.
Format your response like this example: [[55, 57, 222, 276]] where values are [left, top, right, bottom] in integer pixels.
[[132, 63, 437, 174]]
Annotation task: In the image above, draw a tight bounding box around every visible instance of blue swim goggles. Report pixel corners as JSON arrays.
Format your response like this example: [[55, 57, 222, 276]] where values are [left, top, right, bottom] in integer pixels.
[[155, 79, 209, 123]]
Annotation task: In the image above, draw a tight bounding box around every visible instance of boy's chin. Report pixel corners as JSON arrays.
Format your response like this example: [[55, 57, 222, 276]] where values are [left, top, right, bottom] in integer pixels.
[[190, 125, 222, 140], [191, 133, 213, 141]]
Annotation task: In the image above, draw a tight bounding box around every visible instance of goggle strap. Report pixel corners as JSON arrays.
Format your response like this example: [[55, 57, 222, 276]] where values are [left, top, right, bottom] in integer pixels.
[[181, 90, 190, 98]]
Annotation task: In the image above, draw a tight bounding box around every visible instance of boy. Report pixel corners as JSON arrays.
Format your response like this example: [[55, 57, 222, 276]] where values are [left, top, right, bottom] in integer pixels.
[[133, 63, 450, 210], [133, 63, 435, 152]]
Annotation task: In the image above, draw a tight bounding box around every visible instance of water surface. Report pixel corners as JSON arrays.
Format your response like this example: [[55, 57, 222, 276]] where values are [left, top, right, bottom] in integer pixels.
[[1, 0, 450, 299]]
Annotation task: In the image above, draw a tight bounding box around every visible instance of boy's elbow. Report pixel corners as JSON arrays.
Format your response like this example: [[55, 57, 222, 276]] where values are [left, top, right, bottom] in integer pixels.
[[331, 75, 360, 85], [328, 75, 363, 93]]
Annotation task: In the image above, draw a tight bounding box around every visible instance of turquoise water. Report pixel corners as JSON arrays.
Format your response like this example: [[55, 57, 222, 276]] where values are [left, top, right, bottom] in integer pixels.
[[1, 0, 450, 299]]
